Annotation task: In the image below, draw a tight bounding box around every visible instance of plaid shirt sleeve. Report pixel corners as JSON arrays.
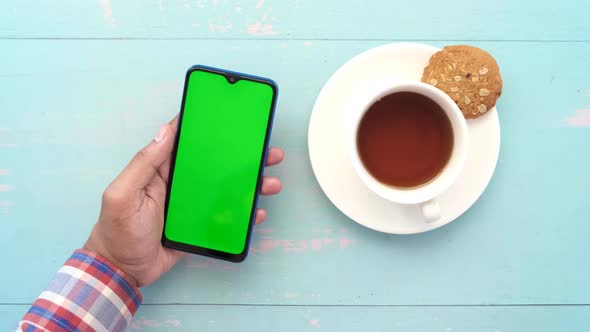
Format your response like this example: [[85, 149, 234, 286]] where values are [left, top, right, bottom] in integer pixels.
[[17, 249, 142, 332]]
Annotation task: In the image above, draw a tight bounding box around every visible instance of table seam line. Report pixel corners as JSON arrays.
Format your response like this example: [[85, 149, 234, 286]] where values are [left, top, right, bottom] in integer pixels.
[[0, 37, 589, 43]]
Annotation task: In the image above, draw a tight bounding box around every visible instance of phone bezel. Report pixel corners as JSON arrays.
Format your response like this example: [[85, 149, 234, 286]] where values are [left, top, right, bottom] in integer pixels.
[[161, 65, 279, 263]]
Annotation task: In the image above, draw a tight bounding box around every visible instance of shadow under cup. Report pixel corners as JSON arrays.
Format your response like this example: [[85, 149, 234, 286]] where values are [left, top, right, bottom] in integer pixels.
[[350, 81, 469, 207]]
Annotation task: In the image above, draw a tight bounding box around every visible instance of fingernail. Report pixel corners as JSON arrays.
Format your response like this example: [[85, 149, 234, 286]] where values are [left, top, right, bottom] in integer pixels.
[[154, 125, 167, 143]]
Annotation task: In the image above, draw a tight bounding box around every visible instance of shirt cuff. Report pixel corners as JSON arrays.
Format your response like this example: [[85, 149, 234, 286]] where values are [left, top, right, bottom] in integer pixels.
[[19, 249, 142, 332]]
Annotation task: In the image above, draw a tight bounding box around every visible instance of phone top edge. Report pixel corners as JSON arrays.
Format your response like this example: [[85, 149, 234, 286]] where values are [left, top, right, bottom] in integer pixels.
[[187, 64, 279, 94]]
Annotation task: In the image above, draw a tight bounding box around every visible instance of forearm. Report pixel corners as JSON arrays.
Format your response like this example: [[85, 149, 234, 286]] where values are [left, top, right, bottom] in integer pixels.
[[17, 249, 142, 332]]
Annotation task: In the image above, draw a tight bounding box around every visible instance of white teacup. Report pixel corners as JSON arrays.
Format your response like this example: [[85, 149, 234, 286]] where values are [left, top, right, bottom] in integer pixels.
[[349, 80, 469, 222]]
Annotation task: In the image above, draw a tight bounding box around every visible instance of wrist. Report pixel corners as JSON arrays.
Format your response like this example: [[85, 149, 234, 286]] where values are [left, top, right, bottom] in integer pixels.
[[82, 241, 140, 288]]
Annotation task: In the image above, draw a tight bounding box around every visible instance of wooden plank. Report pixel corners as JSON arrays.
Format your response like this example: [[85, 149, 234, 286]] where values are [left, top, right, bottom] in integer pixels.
[[1, 40, 589, 307], [0, 0, 589, 41], [2, 304, 589, 331]]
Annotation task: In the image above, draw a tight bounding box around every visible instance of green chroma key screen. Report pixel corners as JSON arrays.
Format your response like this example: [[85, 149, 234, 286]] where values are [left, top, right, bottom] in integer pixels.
[[164, 67, 276, 257]]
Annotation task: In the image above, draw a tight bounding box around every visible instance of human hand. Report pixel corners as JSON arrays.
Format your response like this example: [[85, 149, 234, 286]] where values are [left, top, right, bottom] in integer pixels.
[[84, 115, 284, 287]]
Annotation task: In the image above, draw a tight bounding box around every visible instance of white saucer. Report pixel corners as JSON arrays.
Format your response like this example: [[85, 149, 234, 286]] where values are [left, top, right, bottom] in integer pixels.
[[308, 43, 501, 234]]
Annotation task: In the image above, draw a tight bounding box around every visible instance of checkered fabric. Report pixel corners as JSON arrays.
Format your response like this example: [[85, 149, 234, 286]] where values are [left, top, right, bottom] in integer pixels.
[[17, 249, 142, 332]]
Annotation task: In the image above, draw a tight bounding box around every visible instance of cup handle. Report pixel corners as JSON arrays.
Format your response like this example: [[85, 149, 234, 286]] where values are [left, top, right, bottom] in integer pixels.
[[421, 199, 440, 222]]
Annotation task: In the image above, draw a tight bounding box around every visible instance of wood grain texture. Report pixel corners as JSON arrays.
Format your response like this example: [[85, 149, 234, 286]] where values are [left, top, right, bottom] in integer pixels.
[[1, 0, 590, 330], [1, 40, 589, 307], [0, 0, 589, 40], [2, 305, 590, 331]]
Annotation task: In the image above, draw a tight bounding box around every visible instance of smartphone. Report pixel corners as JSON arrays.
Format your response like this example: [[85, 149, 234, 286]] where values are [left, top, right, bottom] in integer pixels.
[[162, 65, 278, 262]]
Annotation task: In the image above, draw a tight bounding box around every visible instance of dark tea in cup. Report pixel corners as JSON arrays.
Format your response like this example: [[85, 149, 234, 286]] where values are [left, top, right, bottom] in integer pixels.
[[356, 92, 454, 188]]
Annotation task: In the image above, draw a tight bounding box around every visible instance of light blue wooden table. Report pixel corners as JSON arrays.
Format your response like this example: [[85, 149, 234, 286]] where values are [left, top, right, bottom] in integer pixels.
[[1, 1, 590, 331]]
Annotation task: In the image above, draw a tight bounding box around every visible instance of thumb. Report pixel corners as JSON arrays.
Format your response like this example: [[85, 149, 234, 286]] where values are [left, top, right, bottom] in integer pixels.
[[114, 123, 175, 191]]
